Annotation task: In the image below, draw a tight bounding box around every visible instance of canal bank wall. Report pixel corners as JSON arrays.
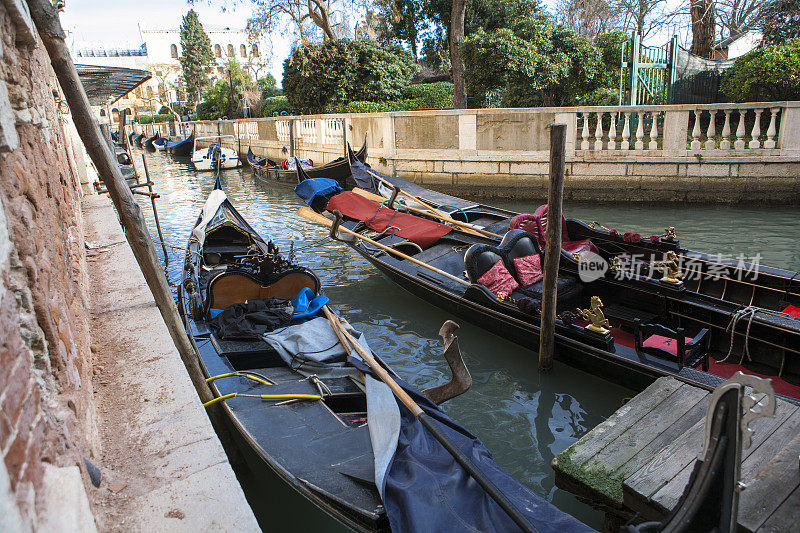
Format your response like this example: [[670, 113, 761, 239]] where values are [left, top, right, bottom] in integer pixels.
[[135, 102, 800, 204], [1, 4, 257, 530]]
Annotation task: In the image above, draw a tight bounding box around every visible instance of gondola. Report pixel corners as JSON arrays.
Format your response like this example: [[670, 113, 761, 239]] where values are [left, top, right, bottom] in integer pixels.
[[295, 157, 800, 401], [134, 132, 147, 147], [249, 135, 368, 189], [178, 177, 593, 533], [143, 133, 159, 151], [152, 137, 169, 151], [127, 131, 137, 145], [166, 131, 195, 157]]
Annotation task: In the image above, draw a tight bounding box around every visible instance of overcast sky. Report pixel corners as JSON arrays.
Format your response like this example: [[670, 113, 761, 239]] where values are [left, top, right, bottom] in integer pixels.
[[60, 0, 292, 82]]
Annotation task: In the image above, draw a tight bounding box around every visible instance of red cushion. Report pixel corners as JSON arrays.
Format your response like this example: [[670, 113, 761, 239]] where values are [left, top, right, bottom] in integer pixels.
[[643, 334, 693, 356], [781, 305, 800, 319], [477, 259, 519, 297], [513, 254, 543, 286], [563, 239, 600, 257]]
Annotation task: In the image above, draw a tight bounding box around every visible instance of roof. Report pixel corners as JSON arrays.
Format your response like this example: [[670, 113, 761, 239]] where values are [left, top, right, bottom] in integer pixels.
[[75, 64, 152, 105]]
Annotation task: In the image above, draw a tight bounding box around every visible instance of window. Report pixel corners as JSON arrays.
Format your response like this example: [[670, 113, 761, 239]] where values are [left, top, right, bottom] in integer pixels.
[[99, 108, 106, 116], [227, 44, 234, 57], [147, 86, 153, 98], [112, 108, 119, 123], [135, 87, 143, 98], [214, 44, 221, 58], [170, 44, 178, 58], [252, 44, 259, 57], [240, 44, 247, 57]]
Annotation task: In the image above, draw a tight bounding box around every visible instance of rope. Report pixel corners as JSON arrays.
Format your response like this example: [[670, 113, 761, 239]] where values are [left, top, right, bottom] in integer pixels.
[[438, 204, 469, 223], [719, 306, 758, 364]]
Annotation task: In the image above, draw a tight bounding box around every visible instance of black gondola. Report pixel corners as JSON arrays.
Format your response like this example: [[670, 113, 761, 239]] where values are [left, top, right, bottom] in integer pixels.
[[143, 133, 159, 151], [296, 159, 800, 401], [128, 131, 137, 145], [166, 131, 195, 157], [248, 135, 368, 189], [134, 132, 147, 147], [178, 179, 594, 533]]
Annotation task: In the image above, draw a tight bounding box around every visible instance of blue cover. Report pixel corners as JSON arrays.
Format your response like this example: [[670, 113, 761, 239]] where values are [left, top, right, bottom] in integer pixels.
[[349, 357, 593, 533], [290, 287, 329, 323], [153, 137, 168, 146], [166, 137, 190, 148], [294, 178, 342, 207]]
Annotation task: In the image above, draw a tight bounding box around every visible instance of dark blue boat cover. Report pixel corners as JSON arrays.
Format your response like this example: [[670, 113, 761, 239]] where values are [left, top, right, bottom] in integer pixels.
[[349, 358, 593, 533], [294, 178, 342, 207], [166, 137, 190, 148], [349, 157, 380, 192]]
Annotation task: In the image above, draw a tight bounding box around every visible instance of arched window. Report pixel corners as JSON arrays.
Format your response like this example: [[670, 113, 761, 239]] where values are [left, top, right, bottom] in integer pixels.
[[240, 44, 247, 57], [251, 44, 259, 57], [170, 44, 178, 58], [214, 44, 221, 58], [112, 108, 120, 123], [99, 108, 106, 116], [227, 44, 234, 57]]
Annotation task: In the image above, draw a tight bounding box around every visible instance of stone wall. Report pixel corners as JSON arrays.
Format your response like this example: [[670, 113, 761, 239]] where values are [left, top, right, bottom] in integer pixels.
[[1, 2, 96, 529]]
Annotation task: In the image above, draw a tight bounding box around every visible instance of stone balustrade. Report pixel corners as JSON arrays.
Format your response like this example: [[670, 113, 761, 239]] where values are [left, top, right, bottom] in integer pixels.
[[131, 101, 800, 203]]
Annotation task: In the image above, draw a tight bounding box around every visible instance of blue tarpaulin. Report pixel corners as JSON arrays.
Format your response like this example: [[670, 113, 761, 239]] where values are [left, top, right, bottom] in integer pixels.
[[349, 357, 593, 533], [294, 178, 342, 207]]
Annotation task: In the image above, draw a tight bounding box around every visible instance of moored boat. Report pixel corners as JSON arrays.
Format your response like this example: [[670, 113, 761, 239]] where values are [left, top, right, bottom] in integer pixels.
[[166, 131, 195, 157], [152, 136, 169, 150], [191, 136, 240, 170], [249, 135, 368, 189], [178, 178, 595, 533], [134, 132, 146, 147], [143, 133, 159, 151], [295, 160, 800, 400]]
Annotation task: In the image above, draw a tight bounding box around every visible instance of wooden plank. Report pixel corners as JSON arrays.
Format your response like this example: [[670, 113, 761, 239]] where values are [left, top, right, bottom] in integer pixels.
[[588, 385, 708, 475], [757, 484, 800, 533], [649, 399, 799, 513], [565, 377, 684, 467], [738, 432, 800, 532]]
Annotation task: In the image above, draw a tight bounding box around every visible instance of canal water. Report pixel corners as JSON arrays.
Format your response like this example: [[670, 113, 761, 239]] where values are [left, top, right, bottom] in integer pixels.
[[131, 149, 799, 531]]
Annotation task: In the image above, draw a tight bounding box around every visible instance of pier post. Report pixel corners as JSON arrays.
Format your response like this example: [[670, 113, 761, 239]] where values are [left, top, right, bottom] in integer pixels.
[[538, 123, 566, 372]]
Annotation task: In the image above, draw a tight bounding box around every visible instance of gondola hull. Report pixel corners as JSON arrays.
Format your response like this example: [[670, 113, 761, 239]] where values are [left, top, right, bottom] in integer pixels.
[[143, 134, 159, 151], [167, 132, 195, 157]]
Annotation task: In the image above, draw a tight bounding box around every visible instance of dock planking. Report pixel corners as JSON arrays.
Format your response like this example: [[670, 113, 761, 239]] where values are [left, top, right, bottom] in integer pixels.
[[553, 376, 800, 530]]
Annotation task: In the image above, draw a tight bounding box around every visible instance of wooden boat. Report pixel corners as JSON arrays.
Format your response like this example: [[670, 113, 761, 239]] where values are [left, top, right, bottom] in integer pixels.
[[178, 179, 595, 533], [143, 133, 159, 151], [248, 135, 367, 189], [127, 131, 137, 145], [152, 137, 169, 151], [296, 160, 800, 400], [166, 131, 195, 157], [191, 136, 240, 170], [134, 132, 147, 147]]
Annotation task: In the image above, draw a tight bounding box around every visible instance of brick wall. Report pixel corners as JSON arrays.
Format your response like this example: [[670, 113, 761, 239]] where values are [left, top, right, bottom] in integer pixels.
[[1, 3, 96, 528]]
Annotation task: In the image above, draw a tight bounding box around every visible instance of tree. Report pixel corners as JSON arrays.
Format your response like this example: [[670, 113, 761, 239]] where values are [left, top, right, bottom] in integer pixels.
[[608, 0, 671, 39], [760, 0, 800, 45], [462, 15, 603, 106], [258, 74, 281, 97], [554, 0, 622, 38], [375, 0, 426, 55], [203, 58, 254, 118], [246, 0, 349, 42], [722, 38, 800, 101], [451, 0, 467, 107], [178, 10, 215, 105], [282, 39, 418, 113], [690, 0, 715, 58]]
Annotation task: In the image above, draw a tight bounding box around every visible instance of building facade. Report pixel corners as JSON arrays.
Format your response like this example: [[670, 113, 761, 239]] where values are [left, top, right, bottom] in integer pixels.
[[70, 26, 270, 122]]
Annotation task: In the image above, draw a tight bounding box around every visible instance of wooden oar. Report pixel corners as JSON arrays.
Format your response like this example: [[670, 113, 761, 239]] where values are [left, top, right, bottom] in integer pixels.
[[352, 187, 502, 240], [298, 207, 469, 287], [364, 168, 451, 217], [321, 306, 536, 533]]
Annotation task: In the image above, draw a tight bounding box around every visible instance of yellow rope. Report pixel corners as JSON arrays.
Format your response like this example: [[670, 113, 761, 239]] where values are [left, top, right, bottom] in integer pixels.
[[206, 372, 273, 386], [203, 393, 322, 407]]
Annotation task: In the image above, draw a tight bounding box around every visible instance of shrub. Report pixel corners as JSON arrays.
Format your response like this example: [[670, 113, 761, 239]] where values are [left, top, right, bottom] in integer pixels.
[[260, 96, 293, 117], [196, 101, 219, 120], [401, 82, 454, 108], [283, 39, 418, 114], [153, 114, 173, 123], [722, 38, 800, 102], [135, 114, 153, 124]]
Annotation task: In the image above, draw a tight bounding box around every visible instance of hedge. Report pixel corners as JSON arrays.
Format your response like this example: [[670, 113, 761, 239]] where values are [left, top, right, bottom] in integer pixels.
[[325, 82, 455, 114], [134, 114, 173, 124], [260, 96, 293, 117]]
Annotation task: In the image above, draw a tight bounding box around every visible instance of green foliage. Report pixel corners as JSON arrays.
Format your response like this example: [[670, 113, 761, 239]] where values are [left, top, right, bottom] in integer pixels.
[[722, 38, 800, 102], [594, 31, 627, 92], [134, 114, 173, 124], [260, 96, 293, 117], [178, 10, 215, 105], [402, 82, 455, 107], [282, 40, 418, 114], [158, 105, 171, 115], [203, 58, 254, 118], [462, 15, 602, 107], [195, 102, 218, 120], [258, 74, 281, 98], [761, 0, 800, 45], [323, 82, 454, 113]]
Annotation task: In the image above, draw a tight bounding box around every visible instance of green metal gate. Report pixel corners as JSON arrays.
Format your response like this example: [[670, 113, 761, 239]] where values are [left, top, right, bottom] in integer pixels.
[[619, 34, 678, 106]]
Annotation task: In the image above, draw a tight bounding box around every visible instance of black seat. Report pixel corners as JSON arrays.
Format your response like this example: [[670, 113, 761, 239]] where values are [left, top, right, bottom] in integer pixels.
[[464, 244, 504, 283], [634, 320, 710, 370]]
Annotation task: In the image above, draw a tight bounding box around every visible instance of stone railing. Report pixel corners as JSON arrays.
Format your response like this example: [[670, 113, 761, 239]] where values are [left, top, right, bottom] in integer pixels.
[[130, 102, 800, 203]]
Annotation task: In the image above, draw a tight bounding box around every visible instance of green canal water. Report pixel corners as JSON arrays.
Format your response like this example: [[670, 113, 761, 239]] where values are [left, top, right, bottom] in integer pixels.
[[132, 150, 799, 531]]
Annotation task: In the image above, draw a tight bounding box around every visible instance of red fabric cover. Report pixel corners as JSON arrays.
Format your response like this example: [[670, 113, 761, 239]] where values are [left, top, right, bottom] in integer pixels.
[[512, 254, 543, 286], [563, 239, 600, 256], [512, 206, 600, 257], [643, 334, 693, 356], [781, 305, 800, 319], [509, 214, 539, 237], [476, 259, 519, 296], [326, 191, 452, 248], [709, 359, 800, 399]]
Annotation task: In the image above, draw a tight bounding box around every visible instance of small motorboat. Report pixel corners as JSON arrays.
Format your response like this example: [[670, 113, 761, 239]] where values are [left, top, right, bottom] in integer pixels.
[[152, 137, 169, 151], [191, 136, 240, 171]]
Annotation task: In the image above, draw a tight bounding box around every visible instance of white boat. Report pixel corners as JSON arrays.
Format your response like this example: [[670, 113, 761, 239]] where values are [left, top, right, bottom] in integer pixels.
[[191, 135, 241, 171]]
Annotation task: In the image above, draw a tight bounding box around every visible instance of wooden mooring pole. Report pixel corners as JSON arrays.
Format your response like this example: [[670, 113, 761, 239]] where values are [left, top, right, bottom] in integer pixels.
[[28, 0, 217, 410], [538, 123, 567, 372], [141, 154, 169, 262]]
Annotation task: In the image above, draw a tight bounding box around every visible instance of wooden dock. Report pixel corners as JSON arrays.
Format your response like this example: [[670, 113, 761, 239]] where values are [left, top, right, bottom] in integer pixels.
[[552, 376, 800, 531]]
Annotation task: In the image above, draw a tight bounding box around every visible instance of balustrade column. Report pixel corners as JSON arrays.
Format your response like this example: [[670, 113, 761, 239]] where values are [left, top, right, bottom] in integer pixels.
[[720, 110, 732, 149], [581, 112, 590, 150], [704, 110, 717, 152], [607, 113, 617, 150], [734, 110, 747, 150], [648, 112, 658, 150], [764, 108, 780, 149], [748, 109, 763, 149], [593, 112, 604, 150], [634, 113, 644, 150], [621, 112, 631, 150], [690, 110, 702, 150]]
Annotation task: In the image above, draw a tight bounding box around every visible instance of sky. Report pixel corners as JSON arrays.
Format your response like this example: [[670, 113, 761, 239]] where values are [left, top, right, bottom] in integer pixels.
[[60, 0, 292, 82]]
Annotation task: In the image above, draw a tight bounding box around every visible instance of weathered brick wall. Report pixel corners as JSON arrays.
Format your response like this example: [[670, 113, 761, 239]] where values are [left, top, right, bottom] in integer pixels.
[[1, 2, 96, 528]]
